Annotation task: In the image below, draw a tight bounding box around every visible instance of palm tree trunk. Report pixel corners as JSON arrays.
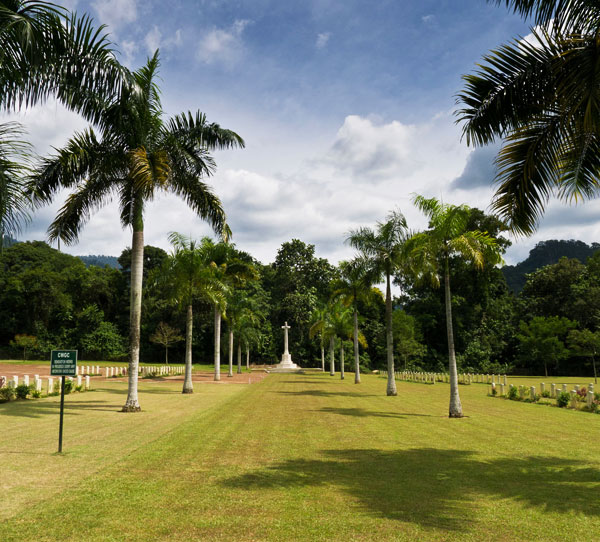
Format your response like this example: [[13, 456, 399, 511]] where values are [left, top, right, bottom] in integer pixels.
[[385, 271, 397, 396], [246, 346, 250, 369], [592, 354, 597, 384], [445, 258, 463, 418], [228, 327, 234, 377], [329, 336, 335, 376], [237, 342, 242, 373], [182, 303, 194, 393], [340, 342, 345, 380], [214, 305, 221, 381], [165, 346, 168, 364], [353, 308, 361, 384], [321, 344, 325, 372], [122, 224, 143, 412]]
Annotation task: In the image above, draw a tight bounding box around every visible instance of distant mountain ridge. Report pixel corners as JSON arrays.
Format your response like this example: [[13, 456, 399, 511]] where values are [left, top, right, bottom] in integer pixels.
[[78, 254, 120, 269], [502, 240, 600, 293]]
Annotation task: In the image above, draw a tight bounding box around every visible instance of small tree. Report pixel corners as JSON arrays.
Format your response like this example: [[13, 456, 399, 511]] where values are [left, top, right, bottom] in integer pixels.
[[517, 316, 576, 377], [10, 334, 38, 360], [392, 310, 426, 370], [568, 329, 600, 384], [150, 322, 184, 364]]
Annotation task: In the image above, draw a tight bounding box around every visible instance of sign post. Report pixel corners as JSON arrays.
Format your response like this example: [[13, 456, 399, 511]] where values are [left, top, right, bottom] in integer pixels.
[[51, 350, 77, 453]]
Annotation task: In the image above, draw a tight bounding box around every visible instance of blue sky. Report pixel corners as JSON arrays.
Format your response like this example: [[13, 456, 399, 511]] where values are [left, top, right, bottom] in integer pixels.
[[8, 0, 598, 264]]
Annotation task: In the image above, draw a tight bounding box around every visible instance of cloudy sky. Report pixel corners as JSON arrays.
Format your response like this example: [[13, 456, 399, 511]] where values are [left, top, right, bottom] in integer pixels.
[[6, 0, 599, 265]]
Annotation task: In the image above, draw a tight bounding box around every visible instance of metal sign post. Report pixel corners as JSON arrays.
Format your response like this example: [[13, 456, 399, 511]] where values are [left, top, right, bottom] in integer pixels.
[[51, 350, 77, 453]]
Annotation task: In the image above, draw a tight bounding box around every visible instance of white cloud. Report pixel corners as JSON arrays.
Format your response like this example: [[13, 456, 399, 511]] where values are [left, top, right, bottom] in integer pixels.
[[197, 19, 251, 66], [316, 32, 331, 49], [120, 40, 139, 66], [422, 14, 435, 24], [92, 0, 137, 34], [144, 26, 183, 55]]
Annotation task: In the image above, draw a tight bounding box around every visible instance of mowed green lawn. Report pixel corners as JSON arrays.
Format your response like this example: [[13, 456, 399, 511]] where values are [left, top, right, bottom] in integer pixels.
[[1, 372, 599, 541]]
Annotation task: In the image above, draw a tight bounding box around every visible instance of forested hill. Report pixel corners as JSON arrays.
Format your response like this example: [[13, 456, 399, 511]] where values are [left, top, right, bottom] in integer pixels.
[[503, 240, 600, 293], [78, 255, 120, 269]]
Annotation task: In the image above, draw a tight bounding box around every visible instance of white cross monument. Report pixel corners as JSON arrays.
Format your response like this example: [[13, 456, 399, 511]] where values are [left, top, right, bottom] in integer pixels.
[[275, 321, 300, 370]]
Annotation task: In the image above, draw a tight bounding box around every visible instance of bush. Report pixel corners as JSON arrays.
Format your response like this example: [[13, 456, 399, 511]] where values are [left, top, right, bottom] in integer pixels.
[[31, 389, 42, 398], [507, 386, 519, 400], [556, 391, 570, 408], [15, 383, 31, 399], [541, 390, 551, 398], [0, 386, 16, 402]]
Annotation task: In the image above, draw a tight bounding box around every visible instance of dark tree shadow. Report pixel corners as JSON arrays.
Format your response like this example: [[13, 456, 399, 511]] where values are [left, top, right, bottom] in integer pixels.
[[0, 399, 123, 418], [314, 407, 434, 418], [276, 389, 379, 398], [222, 448, 600, 532]]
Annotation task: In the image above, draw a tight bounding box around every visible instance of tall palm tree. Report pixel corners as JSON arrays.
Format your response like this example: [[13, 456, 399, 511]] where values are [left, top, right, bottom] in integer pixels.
[[29, 53, 244, 411], [457, 1, 600, 234], [326, 301, 366, 381], [200, 239, 257, 381], [309, 305, 328, 371], [166, 232, 227, 394], [408, 195, 503, 418], [347, 211, 409, 395], [332, 258, 380, 384], [0, 122, 31, 254]]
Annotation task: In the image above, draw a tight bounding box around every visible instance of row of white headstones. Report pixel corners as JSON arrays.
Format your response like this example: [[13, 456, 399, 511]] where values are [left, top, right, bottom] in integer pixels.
[[493, 382, 596, 408], [382, 370, 597, 408], [383, 371, 508, 385], [0, 374, 91, 394], [0, 365, 185, 393]]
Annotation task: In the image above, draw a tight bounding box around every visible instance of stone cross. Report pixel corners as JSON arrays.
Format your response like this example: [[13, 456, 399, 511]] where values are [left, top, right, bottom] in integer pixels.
[[281, 322, 291, 355]]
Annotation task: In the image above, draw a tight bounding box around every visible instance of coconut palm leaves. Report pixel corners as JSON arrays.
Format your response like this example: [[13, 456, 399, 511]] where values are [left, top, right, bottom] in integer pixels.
[[0, 122, 31, 253], [347, 210, 409, 395], [0, 1, 125, 121], [457, 1, 600, 234], [28, 52, 244, 411], [408, 195, 503, 418]]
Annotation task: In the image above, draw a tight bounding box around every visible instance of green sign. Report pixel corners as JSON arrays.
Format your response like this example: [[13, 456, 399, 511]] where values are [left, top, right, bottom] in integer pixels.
[[51, 350, 78, 376]]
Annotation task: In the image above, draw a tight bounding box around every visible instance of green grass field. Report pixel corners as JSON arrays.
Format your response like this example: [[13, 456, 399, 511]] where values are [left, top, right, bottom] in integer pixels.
[[1, 371, 599, 541]]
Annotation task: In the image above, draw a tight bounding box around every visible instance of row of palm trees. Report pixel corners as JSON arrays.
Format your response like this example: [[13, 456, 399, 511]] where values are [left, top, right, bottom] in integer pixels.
[[311, 195, 502, 418], [161, 234, 262, 394], [0, 2, 244, 411]]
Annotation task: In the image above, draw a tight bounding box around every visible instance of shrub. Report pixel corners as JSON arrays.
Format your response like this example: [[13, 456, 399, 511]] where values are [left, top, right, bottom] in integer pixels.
[[74, 385, 84, 392], [31, 389, 42, 398], [15, 384, 31, 399], [0, 386, 16, 402], [507, 386, 519, 400], [490, 386, 497, 396], [556, 391, 570, 408], [576, 387, 587, 400], [64, 379, 73, 394], [541, 390, 551, 398]]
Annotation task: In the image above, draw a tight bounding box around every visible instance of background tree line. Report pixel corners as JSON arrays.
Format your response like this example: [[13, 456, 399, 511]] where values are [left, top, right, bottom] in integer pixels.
[[2, 228, 599, 378]]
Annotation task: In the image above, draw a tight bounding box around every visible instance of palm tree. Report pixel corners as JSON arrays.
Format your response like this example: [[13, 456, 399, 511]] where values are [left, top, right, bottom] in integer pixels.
[[0, 1, 125, 117], [0, 123, 31, 254], [236, 311, 263, 370], [408, 195, 503, 418], [0, 2, 125, 252], [309, 305, 328, 371], [456, 1, 600, 234], [167, 232, 227, 393], [332, 258, 380, 384], [328, 302, 366, 381], [200, 239, 257, 381], [347, 211, 409, 395], [29, 53, 244, 411]]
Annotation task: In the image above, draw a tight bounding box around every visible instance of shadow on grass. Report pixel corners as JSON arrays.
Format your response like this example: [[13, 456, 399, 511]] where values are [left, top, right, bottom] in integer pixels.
[[276, 389, 379, 398], [0, 399, 122, 418], [314, 407, 433, 418], [222, 448, 600, 531]]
